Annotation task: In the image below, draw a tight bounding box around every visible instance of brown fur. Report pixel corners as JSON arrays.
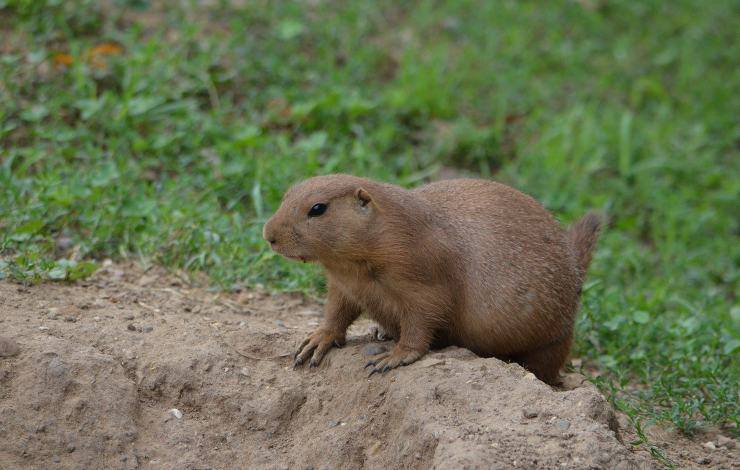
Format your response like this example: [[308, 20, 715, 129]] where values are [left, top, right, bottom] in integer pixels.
[[263, 174, 601, 384]]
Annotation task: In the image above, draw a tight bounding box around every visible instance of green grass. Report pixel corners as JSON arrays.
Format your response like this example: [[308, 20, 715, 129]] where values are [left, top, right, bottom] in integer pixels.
[[1, 0, 738, 455]]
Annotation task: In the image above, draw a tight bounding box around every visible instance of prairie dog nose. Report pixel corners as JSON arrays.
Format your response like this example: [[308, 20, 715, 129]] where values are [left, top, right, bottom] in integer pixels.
[[263, 221, 277, 245]]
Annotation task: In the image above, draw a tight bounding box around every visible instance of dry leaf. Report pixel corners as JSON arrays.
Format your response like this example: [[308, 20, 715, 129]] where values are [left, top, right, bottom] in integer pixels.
[[89, 42, 124, 56], [52, 53, 74, 66], [87, 42, 124, 69]]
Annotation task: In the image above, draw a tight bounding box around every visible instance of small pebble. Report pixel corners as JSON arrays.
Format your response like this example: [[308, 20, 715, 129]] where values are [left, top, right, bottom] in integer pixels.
[[716, 435, 735, 449], [142, 325, 153, 333], [66, 444, 75, 453], [274, 320, 286, 328], [556, 419, 570, 430], [169, 408, 183, 419], [93, 316, 101, 321], [238, 321, 246, 327], [328, 420, 340, 428], [64, 316, 77, 323], [523, 409, 538, 419], [127, 324, 136, 331], [123, 314, 134, 321], [703, 441, 716, 450], [363, 344, 387, 356], [239, 367, 249, 377], [523, 372, 536, 380], [52, 455, 61, 464], [39, 326, 49, 331], [48, 357, 67, 377], [0, 337, 20, 357], [695, 457, 711, 465]]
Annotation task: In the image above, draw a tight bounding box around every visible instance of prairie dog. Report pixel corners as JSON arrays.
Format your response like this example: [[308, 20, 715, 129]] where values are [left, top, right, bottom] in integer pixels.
[[263, 174, 600, 384]]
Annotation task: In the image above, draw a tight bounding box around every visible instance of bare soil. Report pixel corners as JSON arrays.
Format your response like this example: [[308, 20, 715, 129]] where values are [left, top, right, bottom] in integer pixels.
[[0, 263, 735, 469]]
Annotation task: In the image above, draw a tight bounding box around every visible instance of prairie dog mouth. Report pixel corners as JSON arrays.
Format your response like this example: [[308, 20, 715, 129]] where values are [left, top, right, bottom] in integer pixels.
[[275, 250, 313, 263]]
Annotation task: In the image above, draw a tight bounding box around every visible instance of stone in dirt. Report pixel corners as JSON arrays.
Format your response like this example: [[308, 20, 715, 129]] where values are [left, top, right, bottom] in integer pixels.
[[556, 419, 571, 430], [0, 336, 20, 357], [363, 344, 387, 356], [716, 434, 735, 449]]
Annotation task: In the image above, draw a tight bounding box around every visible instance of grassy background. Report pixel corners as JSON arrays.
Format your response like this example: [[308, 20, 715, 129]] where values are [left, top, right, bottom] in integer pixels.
[[1, 0, 738, 455]]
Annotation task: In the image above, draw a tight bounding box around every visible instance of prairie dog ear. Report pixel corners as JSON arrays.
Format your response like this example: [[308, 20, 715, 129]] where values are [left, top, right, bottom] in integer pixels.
[[355, 187, 373, 207]]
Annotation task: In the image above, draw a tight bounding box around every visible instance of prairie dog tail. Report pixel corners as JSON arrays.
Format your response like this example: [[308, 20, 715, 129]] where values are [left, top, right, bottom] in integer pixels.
[[568, 212, 602, 276]]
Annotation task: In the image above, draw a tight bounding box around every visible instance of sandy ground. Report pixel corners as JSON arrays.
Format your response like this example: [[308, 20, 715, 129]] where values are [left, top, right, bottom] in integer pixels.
[[0, 263, 736, 469]]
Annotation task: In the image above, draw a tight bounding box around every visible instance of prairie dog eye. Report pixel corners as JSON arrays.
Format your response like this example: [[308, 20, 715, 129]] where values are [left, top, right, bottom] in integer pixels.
[[308, 203, 328, 217]]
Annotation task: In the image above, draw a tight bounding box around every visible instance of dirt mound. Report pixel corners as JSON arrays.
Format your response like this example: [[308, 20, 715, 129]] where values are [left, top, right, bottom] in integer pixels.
[[0, 263, 716, 469]]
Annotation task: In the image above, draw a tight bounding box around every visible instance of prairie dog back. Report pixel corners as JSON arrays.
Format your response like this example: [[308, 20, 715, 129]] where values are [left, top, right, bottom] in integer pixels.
[[413, 179, 581, 358]]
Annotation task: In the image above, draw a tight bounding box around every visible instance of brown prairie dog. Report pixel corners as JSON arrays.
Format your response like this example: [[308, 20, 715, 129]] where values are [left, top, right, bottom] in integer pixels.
[[263, 174, 601, 384]]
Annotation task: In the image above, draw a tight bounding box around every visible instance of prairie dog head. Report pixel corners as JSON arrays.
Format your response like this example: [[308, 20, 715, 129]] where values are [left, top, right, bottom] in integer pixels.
[[263, 175, 378, 263]]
